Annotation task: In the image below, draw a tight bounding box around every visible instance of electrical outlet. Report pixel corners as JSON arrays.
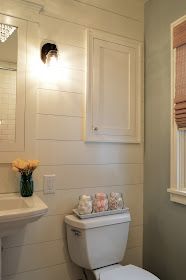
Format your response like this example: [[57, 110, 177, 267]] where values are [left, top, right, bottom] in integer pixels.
[[43, 174, 56, 194]]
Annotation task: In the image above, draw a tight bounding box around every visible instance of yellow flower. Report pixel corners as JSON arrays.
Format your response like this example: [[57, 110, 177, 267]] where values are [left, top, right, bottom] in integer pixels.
[[18, 160, 28, 170], [12, 166, 19, 172], [12, 158, 39, 172], [28, 160, 40, 170], [12, 158, 21, 169]]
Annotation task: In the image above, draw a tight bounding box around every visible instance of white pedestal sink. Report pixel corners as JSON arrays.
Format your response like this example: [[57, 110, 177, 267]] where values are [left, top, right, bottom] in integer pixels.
[[0, 193, 48, 279]]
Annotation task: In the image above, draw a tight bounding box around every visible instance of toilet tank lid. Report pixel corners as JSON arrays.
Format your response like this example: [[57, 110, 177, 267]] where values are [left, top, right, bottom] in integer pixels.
[[65, 212, 131, 229], [100, 265, 160, 280]]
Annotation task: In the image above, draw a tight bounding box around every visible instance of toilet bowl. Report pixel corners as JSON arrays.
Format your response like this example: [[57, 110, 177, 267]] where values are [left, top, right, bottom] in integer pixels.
[[65, 212, 160, 280], [93, 264, 159, 280]]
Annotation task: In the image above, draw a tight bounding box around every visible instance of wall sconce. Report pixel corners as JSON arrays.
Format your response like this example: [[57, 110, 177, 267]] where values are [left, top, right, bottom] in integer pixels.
[[41, 43, 58, 66]]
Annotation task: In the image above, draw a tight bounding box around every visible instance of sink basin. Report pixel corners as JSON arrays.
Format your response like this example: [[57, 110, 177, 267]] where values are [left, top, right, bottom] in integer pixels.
[[0, 197, 28, 211], [0, 193, 48, 277], [0, 193, 48, 237]]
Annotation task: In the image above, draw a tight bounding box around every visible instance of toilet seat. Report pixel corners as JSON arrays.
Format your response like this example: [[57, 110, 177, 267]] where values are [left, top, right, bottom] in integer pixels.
[[100, 265, 159, 280]]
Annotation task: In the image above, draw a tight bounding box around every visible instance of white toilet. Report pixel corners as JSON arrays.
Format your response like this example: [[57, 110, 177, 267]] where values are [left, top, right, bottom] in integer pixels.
[[65, 211, 160, 280]]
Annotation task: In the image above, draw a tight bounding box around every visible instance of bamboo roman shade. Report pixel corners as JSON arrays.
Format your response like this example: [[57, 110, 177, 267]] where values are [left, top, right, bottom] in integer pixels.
[[173, 20, 186, 128]]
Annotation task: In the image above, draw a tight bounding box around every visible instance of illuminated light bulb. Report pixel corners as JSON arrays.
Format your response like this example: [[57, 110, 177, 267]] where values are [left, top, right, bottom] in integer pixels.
[[46, 50, 58, 67]]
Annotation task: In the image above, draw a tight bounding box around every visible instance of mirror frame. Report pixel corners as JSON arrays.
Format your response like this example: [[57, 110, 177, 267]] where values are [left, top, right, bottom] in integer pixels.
[[0, 14, 26, 152]]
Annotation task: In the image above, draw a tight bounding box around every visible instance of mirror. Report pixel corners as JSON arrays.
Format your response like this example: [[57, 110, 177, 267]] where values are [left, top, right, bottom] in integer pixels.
[[0, 14, 27, 159], [0, 24, 17, 143]]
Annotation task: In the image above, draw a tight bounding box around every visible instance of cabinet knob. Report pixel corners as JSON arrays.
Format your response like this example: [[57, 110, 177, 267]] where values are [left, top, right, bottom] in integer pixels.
[[93, 126, 98, 131]]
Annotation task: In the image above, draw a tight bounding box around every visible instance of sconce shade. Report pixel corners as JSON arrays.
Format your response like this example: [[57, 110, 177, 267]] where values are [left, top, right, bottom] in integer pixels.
[[46, 50, 58, 66], [41, 43, 58, 64]]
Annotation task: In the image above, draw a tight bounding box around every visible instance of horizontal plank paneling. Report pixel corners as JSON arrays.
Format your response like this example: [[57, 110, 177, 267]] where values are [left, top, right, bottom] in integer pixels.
[[36, 115, 83, 140], [3, 215, 65, 248], [34, 163, 143, 190], [37, 89, 83, 116], [43, 0, 143, 41], [3, 262, 83, 280], [40, 15, 85, 48], [128, 225, 143, 249], [0, 164, 19, 193], [59, 45, 85, 70], [74, 0, 144, 22], [123, 246, 143, 267], [2, 239, 68, 276], [39, 67, 84, 93], [123, 184, 143, 226], [3, 216, 141, 250], [36, 140, 144, 165], [37, 184, 143, 226]]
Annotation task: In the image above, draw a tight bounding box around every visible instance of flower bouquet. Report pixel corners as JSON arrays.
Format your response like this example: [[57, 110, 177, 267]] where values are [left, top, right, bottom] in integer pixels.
[[12, 159, 39, 197]]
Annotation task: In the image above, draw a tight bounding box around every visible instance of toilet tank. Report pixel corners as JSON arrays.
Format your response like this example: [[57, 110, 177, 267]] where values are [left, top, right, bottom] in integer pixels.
[[65, 212, 131, 270]]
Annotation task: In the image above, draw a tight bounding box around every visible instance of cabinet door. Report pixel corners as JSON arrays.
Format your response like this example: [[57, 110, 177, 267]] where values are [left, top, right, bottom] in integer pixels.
[[85, 30, 142, 143]]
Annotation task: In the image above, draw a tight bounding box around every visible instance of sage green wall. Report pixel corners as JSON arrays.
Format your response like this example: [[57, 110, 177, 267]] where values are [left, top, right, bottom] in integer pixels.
[[144, 1, 186, 279]]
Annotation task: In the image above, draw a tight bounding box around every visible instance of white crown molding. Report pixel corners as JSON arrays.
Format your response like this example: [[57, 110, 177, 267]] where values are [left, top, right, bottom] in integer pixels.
[[0, 0, 44, 23], [21, 0, 44, 13]]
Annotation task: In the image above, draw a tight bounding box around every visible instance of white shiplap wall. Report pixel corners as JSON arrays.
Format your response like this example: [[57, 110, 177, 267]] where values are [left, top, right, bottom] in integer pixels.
[[0, 1, 144, 279]]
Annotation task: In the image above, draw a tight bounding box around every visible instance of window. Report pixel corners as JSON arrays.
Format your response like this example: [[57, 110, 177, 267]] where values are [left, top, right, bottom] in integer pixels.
[[167, 15, 186, 205]]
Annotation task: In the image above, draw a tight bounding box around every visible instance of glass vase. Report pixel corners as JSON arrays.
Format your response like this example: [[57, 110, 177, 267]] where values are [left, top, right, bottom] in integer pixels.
[[20, 173, 34, 197], [93, 193, 108, 212]]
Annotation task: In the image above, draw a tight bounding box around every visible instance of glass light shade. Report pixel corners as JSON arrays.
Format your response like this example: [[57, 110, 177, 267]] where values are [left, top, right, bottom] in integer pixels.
[[46, 50, 58, 67], [0, 24, 16, 43]]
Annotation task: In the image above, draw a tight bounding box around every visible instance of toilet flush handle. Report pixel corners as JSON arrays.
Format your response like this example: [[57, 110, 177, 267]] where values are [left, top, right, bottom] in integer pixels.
[[71, 228, 81, 236]]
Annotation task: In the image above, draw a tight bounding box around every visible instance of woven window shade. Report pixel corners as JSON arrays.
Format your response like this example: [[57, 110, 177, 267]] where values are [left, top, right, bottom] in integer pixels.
[[173, 20, 186, 128]]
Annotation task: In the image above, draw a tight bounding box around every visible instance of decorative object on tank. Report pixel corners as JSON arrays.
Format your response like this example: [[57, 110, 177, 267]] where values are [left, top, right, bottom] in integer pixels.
[[109, 192, 124, 210], [78, 195, 93, 215], [12, 159, 39, 197], [93, 192, 108, 212]]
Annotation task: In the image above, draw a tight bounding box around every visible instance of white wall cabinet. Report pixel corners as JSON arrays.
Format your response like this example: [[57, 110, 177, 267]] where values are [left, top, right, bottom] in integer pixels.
[[85, 30, 142, 143]]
